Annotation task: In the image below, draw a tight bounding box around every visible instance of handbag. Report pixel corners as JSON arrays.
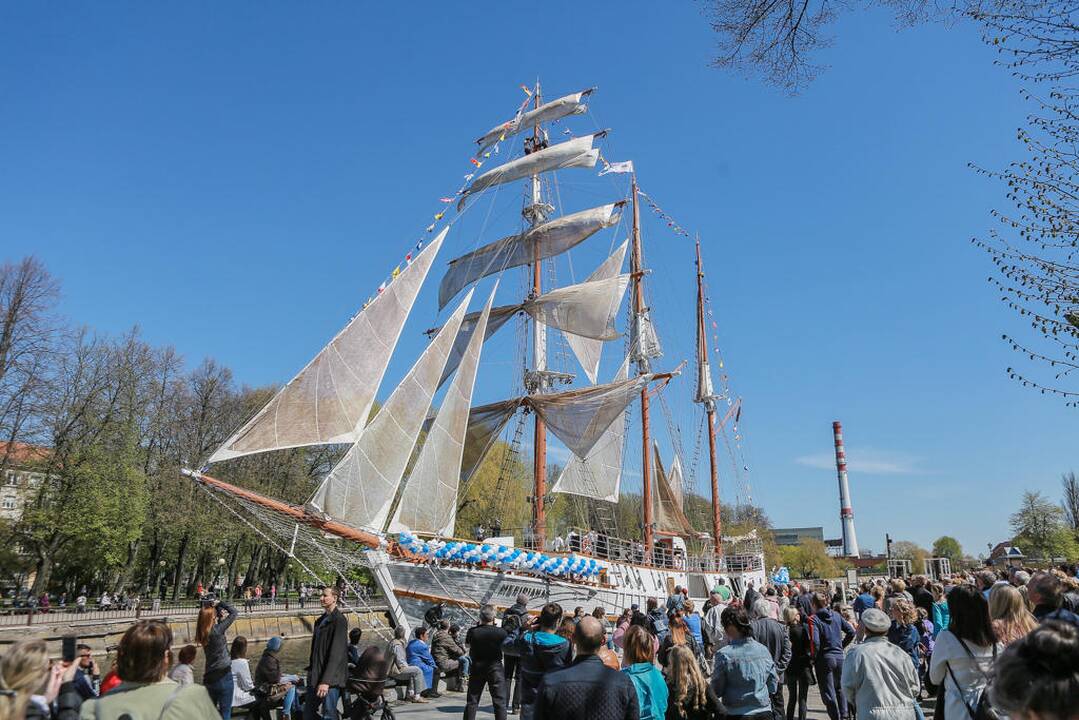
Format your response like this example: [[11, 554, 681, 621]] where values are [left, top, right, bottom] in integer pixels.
[[266, 682, 290, 703], [944, 639, 999, 720]]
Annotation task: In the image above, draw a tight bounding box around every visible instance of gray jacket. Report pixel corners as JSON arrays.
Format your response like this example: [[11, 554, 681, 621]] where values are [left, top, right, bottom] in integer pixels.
[[840, 636, 919, 720], [79, 679, 219, 720], [750, 617, 792, 681]]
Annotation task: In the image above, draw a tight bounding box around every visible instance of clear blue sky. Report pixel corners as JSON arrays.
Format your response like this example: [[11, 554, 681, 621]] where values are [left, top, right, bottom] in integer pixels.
[[2, 2, 1075, 558]]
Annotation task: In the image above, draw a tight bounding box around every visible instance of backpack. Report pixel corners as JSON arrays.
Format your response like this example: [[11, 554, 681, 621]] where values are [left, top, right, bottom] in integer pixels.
[[647, 611, 670, 642], [502, 608, 523, 634]]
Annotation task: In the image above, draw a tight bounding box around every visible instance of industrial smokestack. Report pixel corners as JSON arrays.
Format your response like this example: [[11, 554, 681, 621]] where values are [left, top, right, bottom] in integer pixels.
[[832, 421, 860, 558]]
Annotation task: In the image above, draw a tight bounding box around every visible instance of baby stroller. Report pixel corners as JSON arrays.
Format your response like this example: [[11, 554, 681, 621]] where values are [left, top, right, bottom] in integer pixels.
[[347, 643, 398, 720]]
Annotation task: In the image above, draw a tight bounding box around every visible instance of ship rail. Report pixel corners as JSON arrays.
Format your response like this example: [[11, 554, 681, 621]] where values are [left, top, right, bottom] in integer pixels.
[[475, 526, 765, 574]]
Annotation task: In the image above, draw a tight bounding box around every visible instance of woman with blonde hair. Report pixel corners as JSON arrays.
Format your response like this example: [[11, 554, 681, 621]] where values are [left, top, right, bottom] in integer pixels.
[[658, 610, 699, 667], [0, 639, 81, 720], [195, 599, 238, 718], [989, 583, 1037, 646], [663, 645, 718, 720], [622, 625, 669, 720]]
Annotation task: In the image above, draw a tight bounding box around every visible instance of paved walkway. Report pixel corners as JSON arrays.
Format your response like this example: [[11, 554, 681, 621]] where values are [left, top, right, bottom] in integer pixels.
[[383, 690, 831, 719], [371, 683, 937, 720]]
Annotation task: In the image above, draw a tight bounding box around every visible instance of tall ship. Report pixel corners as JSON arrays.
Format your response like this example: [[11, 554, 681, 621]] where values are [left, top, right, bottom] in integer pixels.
[[185, 83, 766, 629]]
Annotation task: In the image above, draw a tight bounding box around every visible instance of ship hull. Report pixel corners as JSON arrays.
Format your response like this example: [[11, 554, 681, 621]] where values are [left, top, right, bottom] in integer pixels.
[[385, 557, 767, 628]]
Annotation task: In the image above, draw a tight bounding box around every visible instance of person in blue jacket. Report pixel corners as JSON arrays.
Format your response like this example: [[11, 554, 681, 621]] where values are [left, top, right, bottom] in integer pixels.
[[886, 599, 922, 669], [502, 602, 572, 720], [807, 592, 855, 720], [406, 626, 438, 694]]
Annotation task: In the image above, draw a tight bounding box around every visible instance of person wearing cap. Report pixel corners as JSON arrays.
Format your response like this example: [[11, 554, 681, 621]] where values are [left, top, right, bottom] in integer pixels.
[[840, 609, 920, 720]]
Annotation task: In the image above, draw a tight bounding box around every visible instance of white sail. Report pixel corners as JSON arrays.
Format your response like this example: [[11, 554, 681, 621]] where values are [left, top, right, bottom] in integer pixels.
[[562, 240, 629, 383], [436, 305, 518, 387], [389, 285, 497, 536], [437, 275, 627, 386], [550, 356, 630, 502], [527, 373, 652, 460], [458, 398, 523, 486], [654, 442, 695, 536], [457, 134, 603, 210], [315, 290, 473, 532], [475, 89, 593, 153], [208, 228, 448, 464], [525, 274, 629, 341], [439, 203, 621, 309]]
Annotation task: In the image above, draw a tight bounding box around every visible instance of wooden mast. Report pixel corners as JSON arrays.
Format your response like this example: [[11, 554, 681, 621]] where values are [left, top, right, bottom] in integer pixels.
[[631, 176, 654, 559], [696, 237, 723, 556], [529, 83, 547, 552]]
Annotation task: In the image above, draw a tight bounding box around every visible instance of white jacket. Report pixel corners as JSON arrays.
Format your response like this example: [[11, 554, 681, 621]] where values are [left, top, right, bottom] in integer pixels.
[[231, 658, 256, 707], [928, 630, 999, 720], [840, 636, 919, 720]]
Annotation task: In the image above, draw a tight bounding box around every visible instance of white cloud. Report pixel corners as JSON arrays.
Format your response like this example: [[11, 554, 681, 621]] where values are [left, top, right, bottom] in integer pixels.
[[794, 447, 923, 476]]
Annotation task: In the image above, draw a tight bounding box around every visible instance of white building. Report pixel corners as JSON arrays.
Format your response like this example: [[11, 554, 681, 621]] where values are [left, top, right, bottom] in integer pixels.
[[0, 443, 51, 521]]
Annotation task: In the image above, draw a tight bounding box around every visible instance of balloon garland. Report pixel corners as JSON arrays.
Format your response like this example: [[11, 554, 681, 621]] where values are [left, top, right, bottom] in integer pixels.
[[395, 531, 601, 579]]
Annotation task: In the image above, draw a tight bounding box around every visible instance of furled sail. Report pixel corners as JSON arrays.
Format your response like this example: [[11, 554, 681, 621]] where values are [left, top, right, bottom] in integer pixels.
[[457, 134, 604, 210], [439, 202, 622, 309], [631, 308, 663, 372], [562, 240, 629, 383], [527, 373, 652, 460], [654, 442, 695, 536], [207, 228, 448, 464], [549, 357, 630, 502], [475, 89, 593, 154], [389, 285, 496, 536], [695, 359, 716, 404], [313, 289, 473, 532]]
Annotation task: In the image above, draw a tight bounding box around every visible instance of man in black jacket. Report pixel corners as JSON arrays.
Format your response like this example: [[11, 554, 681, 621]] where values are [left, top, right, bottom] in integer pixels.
[[751, 599, 792, 720], [502, 602, 571, 720], [465, 604, 509, 720], [532, 616, 638, 720], [501, 594, 529, 714], [305, 586, 349, 720]]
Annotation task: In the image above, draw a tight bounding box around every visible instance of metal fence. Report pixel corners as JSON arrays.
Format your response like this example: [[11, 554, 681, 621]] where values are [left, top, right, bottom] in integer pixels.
[[0, 591, 383, 628]]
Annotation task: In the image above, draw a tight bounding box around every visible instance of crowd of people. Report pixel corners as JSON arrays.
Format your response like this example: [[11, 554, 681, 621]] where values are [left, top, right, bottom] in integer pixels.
[[0, 566, 1077, 720]]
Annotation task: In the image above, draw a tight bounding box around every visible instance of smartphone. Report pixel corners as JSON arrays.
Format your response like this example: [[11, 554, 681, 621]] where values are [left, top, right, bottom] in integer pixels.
[[62, 635, 77, 663]]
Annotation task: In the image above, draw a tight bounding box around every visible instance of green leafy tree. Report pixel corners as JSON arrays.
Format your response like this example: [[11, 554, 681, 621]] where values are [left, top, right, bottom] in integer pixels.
[[1011, 490, 1079, 561], [779, 538, 839, 579], [932, 536, 964, 563]]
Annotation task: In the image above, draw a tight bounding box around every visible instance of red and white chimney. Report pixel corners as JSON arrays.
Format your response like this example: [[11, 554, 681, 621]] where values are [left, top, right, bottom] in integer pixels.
[[833, 421, 860, 558]]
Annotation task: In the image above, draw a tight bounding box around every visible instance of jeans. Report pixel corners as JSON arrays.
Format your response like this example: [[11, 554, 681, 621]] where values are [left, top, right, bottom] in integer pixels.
[[464, 663, 507, 720], [815, 655, 848, 720], [770, 685, 785, 720], [460, 656, 472, 676], [205, 672, 235, 720], [503, 655, 521, 710], [302, 685, 341, 720], [282, 685, 300, 717], [785, 671, 809, 720]]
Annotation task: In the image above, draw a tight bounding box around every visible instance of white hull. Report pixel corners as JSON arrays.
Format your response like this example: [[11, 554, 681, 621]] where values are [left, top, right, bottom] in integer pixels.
[[381, 556, 766, 628]]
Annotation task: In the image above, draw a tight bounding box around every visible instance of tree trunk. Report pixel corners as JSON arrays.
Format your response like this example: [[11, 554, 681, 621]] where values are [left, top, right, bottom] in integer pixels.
[[144, 533, 162, 595], [225, 540, 241, 598], [112, 538, 141, 594], [243, 545, 262, 590], [171, 533, 189, 601]]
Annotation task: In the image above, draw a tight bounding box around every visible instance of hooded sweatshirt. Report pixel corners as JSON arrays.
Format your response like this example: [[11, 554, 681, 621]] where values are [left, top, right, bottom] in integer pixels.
[[502, 629, 572, 709], [808, 608, 854, 658]]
